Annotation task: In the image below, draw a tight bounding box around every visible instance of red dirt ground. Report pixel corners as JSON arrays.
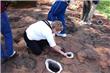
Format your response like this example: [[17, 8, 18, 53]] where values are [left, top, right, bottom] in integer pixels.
[[1, 3, 110, 73]]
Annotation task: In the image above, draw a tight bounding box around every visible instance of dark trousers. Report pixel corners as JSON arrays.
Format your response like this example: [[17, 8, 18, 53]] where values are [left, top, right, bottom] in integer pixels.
[[23, 32, 50, 55], [48, 1, 68, 33], [81, 0, 99, 22], [1, 11, 14, 59], [81, 1, 91, 22]]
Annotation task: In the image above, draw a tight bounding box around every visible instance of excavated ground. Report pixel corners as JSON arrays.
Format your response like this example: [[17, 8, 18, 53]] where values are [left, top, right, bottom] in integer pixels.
[[1, 4, 110, 73]]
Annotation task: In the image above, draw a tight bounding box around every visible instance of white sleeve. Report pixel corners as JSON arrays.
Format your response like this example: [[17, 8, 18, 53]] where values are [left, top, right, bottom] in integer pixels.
[[43, 30, 56, 47]]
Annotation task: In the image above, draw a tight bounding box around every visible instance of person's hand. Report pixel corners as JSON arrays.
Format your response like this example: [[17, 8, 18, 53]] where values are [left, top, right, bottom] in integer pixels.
[[61, 48, 66, 53], [52, 45, 67, 57]]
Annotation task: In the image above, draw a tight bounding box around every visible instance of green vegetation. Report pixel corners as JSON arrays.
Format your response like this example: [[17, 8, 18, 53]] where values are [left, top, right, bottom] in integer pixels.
[[96, 0, 110, 20]]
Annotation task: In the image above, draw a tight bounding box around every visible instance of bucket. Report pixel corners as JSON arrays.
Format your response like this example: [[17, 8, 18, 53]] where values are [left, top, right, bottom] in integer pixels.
[[97, 20, 103, 25], [45, 59, 63, 73], [65, 52, 74, 59]]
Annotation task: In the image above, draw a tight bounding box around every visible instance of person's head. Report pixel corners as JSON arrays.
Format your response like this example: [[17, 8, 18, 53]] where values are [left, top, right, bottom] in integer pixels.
[[51, 20, 63, 33]]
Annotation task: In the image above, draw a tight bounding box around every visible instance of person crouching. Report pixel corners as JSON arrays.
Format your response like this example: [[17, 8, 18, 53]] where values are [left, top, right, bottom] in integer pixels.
[[24, 20, 67, 57]]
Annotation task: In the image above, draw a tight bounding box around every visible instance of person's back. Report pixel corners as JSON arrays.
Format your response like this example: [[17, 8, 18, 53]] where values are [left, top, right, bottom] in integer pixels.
[[26, 21, 52, 41]]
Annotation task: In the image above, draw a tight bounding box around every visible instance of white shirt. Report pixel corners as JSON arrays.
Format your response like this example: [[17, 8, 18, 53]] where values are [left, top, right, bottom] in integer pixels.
[[26, 20, 56, 47]]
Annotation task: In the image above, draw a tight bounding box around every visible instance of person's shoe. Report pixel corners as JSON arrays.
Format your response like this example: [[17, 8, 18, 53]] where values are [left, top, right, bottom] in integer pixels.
[[79, 20, 84, 26], [79, 20, 87, 26], [9, 51, 16, 58], [1, 51, 18, 64], [56, 33, 67, 37], [87, 21, 92, 25], [8, 51, 18, 61]]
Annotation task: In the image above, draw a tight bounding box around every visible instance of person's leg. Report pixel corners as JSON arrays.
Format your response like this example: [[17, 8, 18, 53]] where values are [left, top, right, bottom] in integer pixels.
[[29, 43, 43, 55], [1, 11, 14, 59], [48, 1, 68, 22], [87, 3, 97, 24], [57, 14, 66, 34], [48, 13, 57, 21], [38, 40, 50, 49], [23, 32, 43, 55], [82, 1, 91, 22], [81, 1, 87, 20], [57, 2, 68, 34], [47, 1, 60, 21], [87, 0, 100, 24], [48, 1, 68, 37]]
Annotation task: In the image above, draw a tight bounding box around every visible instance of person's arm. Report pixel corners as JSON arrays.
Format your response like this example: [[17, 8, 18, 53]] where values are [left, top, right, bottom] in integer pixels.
[[43, 28, 67, 57], [52, 45, 67, 57]]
